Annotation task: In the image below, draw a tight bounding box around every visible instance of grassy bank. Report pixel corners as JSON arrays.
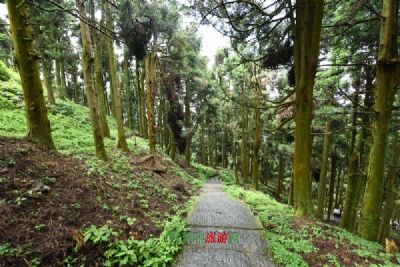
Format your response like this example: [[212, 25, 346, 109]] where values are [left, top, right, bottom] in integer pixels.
[[223, 182, 400, 267]]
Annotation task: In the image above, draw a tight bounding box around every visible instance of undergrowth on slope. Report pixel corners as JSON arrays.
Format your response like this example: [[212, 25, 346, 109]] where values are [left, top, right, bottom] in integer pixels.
[[192, 163, 217, 180], [223, 185, 400, 267], [0, 61, 205, 266]]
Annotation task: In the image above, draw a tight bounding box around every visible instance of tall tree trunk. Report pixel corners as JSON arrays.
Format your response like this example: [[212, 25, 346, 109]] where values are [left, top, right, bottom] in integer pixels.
[[72, 68, 79, 103], [55, 58, 63, 100], [140, 67, 148, 138], [168, 126, 176, 160], [340, 81, 361, 230], [6, 0, 55, 150], [263, 146, 270, 186], [39, 50, 56, 105], [335, 168, 342, 208], [184, 81, 192, 165], [145, 52, 156, 154], [105, 2, 128, 151], [233, 135, 239, 184], [214, 121, 218, 167], [59, 57, 67, 99], [221, 127, 226, 168], [252, 108, 261, 190], [378, 133, 399, 244], [136, 63, 144, 135], [92, 7, 110, 138], [276, 152, 285, 201], [75, 0, 107, 160], [158, 84, 165, 149], [209, 119, 216, 168], [123, 47, 134, 130], [317, 117, 333, 220], [241, 105, 249, 183], [34, 30, 56, 105], [292, 0, 324, 216], [327, 152, 337, 222], [358, 0, 400, 241], [350, 66, 375, 231], [200, 120, 206, 164], [288, 171, 294, 206]]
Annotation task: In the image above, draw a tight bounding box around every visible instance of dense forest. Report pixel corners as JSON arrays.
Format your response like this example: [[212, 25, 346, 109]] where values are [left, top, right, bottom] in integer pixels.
[[1, 0, 400, 266]]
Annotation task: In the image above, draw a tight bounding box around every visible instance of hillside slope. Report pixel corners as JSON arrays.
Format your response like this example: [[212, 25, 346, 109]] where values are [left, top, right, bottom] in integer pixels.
[[0, 61, 211, 266]]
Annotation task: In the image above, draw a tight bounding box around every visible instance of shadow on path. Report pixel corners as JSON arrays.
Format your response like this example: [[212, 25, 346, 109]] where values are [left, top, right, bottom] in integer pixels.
[[174, 179, 275, 267]]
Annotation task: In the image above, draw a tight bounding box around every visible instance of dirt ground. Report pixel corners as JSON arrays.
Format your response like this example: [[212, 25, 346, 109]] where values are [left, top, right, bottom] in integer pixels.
[[0, 137, 197, 266], [293, 217, 397, 266]]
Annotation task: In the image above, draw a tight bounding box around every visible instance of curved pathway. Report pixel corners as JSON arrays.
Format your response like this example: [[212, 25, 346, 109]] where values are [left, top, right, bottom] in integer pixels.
[[174, 180, 275, 267]]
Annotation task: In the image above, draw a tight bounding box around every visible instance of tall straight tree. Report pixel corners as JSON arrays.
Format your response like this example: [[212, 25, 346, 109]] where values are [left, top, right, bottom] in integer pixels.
[[105, 2, 129, 151], [378, 133, 399, 244], [292, 0, 324, 216], [6, 0, 55, 150], [316, 96, 333, 220], [35, 35, 56, 105], [76, 0, 107, 160], [252, 68, 262, 190], [91, 0, 110, 138], [358, 0, 400, 241], [145, 51, 157, 154], [241, 105, 249, 183]]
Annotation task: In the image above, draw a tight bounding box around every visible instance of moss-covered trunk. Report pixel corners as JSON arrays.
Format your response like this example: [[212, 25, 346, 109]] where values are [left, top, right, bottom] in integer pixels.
[[209, 119, 216, 168], [358, 0, 400, 241], [334, 168, 342, 208], [105, 2, 128, 151], [145, 52, 156, 154], [92, 9, 110, 138], [340, 86, 359, 230], [75, 0, 107, 160], [241, 105, 249, 183], [349, 67, 374, 232], [233, 135, 239, 184], [168, 126, 176, 160], [292, 0, 324, 216], [136, 63, 144, 135], [276, 152, 285, 201], [72, 68, 79, 103], [200, 120, 206, 164], [39, 49, 56, 105], [316, 118, 332, 220], [158, 84, 165, 149], [184, 80, 192, 165], [263, 147, 270, 186], [252, 108, 261, 190], [327, 152, 337, 222], [140, 66, 148, 139], [35, 32, 55, 105], [123, 49, 134, 130], [6, 0, 55, 150], [378, 133, 399, 244]]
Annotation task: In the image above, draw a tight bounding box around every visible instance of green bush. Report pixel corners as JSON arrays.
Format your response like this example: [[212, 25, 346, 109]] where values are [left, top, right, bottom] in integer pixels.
[[0, 60, 10, 81], [192, 163, 217, 181], [219, 169, 236, 184], [103, 215, 186, 267]]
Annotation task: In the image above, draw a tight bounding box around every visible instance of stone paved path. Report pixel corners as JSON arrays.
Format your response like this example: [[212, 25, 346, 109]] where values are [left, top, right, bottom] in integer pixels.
[[174, 180, 275, 267]]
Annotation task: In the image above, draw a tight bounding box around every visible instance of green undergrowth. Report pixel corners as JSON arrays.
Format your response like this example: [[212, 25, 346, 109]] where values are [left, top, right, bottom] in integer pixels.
[[218, 168, 236, 184], [0, 61, 208, 266], [77, 213, 189, 267], [192, 163, 218, 180], [0, 62, 146, 156], [223, 185, 400, 267]]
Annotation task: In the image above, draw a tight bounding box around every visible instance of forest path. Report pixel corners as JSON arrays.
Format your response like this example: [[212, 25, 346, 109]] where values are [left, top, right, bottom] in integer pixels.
[[174, 179, 275, 267]]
